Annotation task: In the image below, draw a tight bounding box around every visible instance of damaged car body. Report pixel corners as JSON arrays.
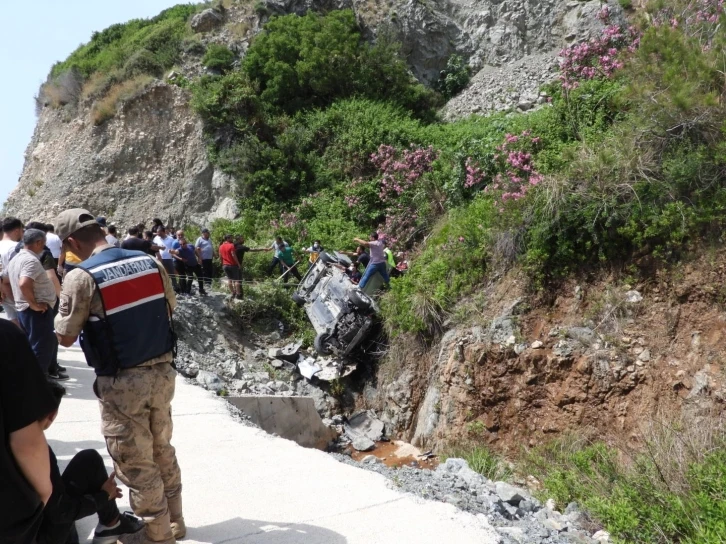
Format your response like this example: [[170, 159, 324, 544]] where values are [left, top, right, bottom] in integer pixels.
[[292, 251, 380, 357]]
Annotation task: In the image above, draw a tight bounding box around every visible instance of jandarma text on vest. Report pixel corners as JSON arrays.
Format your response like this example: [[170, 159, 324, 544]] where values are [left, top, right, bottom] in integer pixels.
[[94, 258, 156, 282]]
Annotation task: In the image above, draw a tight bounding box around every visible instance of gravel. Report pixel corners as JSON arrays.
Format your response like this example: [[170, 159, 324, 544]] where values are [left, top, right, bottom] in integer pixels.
[[332, 455, 604, 544]]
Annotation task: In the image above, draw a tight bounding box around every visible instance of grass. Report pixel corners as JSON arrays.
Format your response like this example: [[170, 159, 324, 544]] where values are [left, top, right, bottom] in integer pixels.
[[443, 444, 513, 482], [523, 416, 726, 543], [90, 75, 154, 125]]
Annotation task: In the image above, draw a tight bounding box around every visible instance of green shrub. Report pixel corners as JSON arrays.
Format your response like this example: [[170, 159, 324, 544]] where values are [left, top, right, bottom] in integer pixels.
[[227, 279, 313, 341], [436, 54, 471, 99], [202, 44, 236, 72], [443, 445, 512, 482], [241, 10, 437, 117], [50, 5, 198, 80], [524, 423, 726, 544]]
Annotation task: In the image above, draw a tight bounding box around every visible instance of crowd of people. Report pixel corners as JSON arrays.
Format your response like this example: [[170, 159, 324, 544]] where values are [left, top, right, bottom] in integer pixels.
[[0, 208, 410, 544]]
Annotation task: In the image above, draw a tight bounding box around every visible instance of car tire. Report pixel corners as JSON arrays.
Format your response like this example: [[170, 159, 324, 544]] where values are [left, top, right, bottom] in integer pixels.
[[348, 289, 372, 310], [314, 332, 334, 355], [292, 292, 305, 306], [318, 251, 336, 264]]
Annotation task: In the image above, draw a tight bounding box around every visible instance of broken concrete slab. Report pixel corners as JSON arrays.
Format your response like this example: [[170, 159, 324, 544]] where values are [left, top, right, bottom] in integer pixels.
[[315, 356, 358, 381], [345, 410, 385, 443], [227, 395, 337, 450]]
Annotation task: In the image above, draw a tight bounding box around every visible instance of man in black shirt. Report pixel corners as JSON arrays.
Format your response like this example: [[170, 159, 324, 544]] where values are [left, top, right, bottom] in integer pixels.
[[234, 236, 266, 295], [0, 320, 55, 544], [121, 227, 162, 256], [37, 382, 143, 544]]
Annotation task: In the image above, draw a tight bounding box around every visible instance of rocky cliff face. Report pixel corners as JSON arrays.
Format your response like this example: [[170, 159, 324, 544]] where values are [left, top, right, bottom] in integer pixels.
[[371, 249, 726, 452], [4, 0, 621, 226], [6, 83, 238, 226]]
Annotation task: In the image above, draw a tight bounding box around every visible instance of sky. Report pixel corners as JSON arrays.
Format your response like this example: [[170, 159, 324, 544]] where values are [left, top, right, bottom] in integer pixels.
[[0, 0, 185, 206]]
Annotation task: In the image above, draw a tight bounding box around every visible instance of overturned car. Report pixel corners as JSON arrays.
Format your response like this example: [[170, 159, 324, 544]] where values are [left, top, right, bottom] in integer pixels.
[[292, 251, 381, 356]]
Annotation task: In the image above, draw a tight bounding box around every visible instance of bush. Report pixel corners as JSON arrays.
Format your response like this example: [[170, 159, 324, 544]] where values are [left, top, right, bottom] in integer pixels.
[[37, 69, 83, 110], [436, 54, 471, 99], [50, 5, 197, 80], [241, 10, 437, 117], [90, 75, 154, 125], [202, 44, 236, 72]]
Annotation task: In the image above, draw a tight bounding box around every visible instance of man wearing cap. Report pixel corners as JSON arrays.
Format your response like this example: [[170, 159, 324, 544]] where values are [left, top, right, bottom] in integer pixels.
[[53, 209, 185, 544], [7, 229, 58, 374]]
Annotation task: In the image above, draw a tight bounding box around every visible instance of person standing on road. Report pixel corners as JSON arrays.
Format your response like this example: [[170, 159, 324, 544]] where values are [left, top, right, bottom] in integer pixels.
[[354, 232, 390, 290], [0, 319, 56, 544], [105, 225, 120, 248], [24, 223, 67, 381], [195, 229, 214, 290], [0, 217, 24, 327], [45, 224, 63, 268], [7, 229, 59, 375], [53, 209, 185, 544], [153, 227, 179, 293], [219, 234, 242, 299]]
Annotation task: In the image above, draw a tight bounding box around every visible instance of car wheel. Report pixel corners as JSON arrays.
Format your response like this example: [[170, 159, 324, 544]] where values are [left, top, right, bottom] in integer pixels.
[[314, 332, 334, 355], [318, 251, 336, 264], [348, 289, 372, 310], [291, 292, 305, 306]]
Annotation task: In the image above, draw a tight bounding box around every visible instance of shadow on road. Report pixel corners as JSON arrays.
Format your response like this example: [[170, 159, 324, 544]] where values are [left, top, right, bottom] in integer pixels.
[[57, 348, 99, 402], [189, 517, 347, 544], [47, 439, 108, 470]]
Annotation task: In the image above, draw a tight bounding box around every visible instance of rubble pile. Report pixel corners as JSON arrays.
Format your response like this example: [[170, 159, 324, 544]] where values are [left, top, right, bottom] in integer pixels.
[[172, 294, 342, 414], [335, 456, 608, 544]]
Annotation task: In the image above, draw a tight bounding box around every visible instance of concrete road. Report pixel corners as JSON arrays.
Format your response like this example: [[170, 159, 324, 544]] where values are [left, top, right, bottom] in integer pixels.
[[47, 346, 499, 544]]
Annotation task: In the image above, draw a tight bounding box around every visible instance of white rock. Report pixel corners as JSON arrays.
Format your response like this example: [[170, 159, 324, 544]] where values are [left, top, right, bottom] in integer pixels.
[[625, 290, 643, 303], [592, 530, 611, 542], [531, 340, 544, 349]]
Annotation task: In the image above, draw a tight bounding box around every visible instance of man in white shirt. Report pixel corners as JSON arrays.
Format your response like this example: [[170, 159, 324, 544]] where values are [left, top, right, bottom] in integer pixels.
[[8, 229, 58, 374], [0, 217, 24, 326], [153, 226, 179, 292], [45, 224, 63, 265], [105, 225, 120, 247], [195, 229, 215, 289]]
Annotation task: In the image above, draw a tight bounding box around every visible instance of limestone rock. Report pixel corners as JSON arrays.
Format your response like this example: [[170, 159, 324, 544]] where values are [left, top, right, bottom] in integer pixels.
[[191, 9, 223, 33]]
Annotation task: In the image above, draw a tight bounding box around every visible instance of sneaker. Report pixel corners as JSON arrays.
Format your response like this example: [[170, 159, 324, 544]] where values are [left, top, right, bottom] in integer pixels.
[[48, 370, 70, 381], [56, 365, 67, 372], [92, 512, 144, 544]]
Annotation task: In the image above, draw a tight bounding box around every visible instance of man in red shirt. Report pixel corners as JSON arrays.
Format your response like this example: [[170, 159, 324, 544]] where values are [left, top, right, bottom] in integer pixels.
[[219, 234, 242, 299]]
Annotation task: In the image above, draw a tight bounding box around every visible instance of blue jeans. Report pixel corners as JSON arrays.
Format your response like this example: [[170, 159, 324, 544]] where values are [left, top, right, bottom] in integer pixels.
[[358, 261, 390, 289], [18, 307, 58, 373]]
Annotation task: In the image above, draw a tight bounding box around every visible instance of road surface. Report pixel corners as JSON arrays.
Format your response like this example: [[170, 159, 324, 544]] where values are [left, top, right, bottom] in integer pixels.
[[47, 346, 499, 544]]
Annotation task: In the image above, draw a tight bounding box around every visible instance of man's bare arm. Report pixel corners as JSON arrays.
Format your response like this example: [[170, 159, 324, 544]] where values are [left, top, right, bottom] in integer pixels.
[[353, 238, 370, 247], [10, 421, 52, 505]]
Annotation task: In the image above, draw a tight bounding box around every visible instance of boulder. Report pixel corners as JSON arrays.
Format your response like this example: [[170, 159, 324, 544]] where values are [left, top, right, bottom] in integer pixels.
[[495, 482, 527, 505], [351, 436, 375, 452], [191, 9, 223, 33], [345, 410, 385, 443], [196, 370, 224, 392]]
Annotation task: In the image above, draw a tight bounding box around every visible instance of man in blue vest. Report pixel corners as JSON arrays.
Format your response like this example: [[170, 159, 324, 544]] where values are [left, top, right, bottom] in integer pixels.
[[52, 209, 185, 544]]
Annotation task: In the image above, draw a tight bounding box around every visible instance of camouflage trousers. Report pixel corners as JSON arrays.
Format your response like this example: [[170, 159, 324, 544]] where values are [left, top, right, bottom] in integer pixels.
[[96, 363, 183, 542]]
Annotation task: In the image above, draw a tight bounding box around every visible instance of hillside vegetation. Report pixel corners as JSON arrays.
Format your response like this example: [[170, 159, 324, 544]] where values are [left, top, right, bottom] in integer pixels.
[[45, 0, 726, 541]]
